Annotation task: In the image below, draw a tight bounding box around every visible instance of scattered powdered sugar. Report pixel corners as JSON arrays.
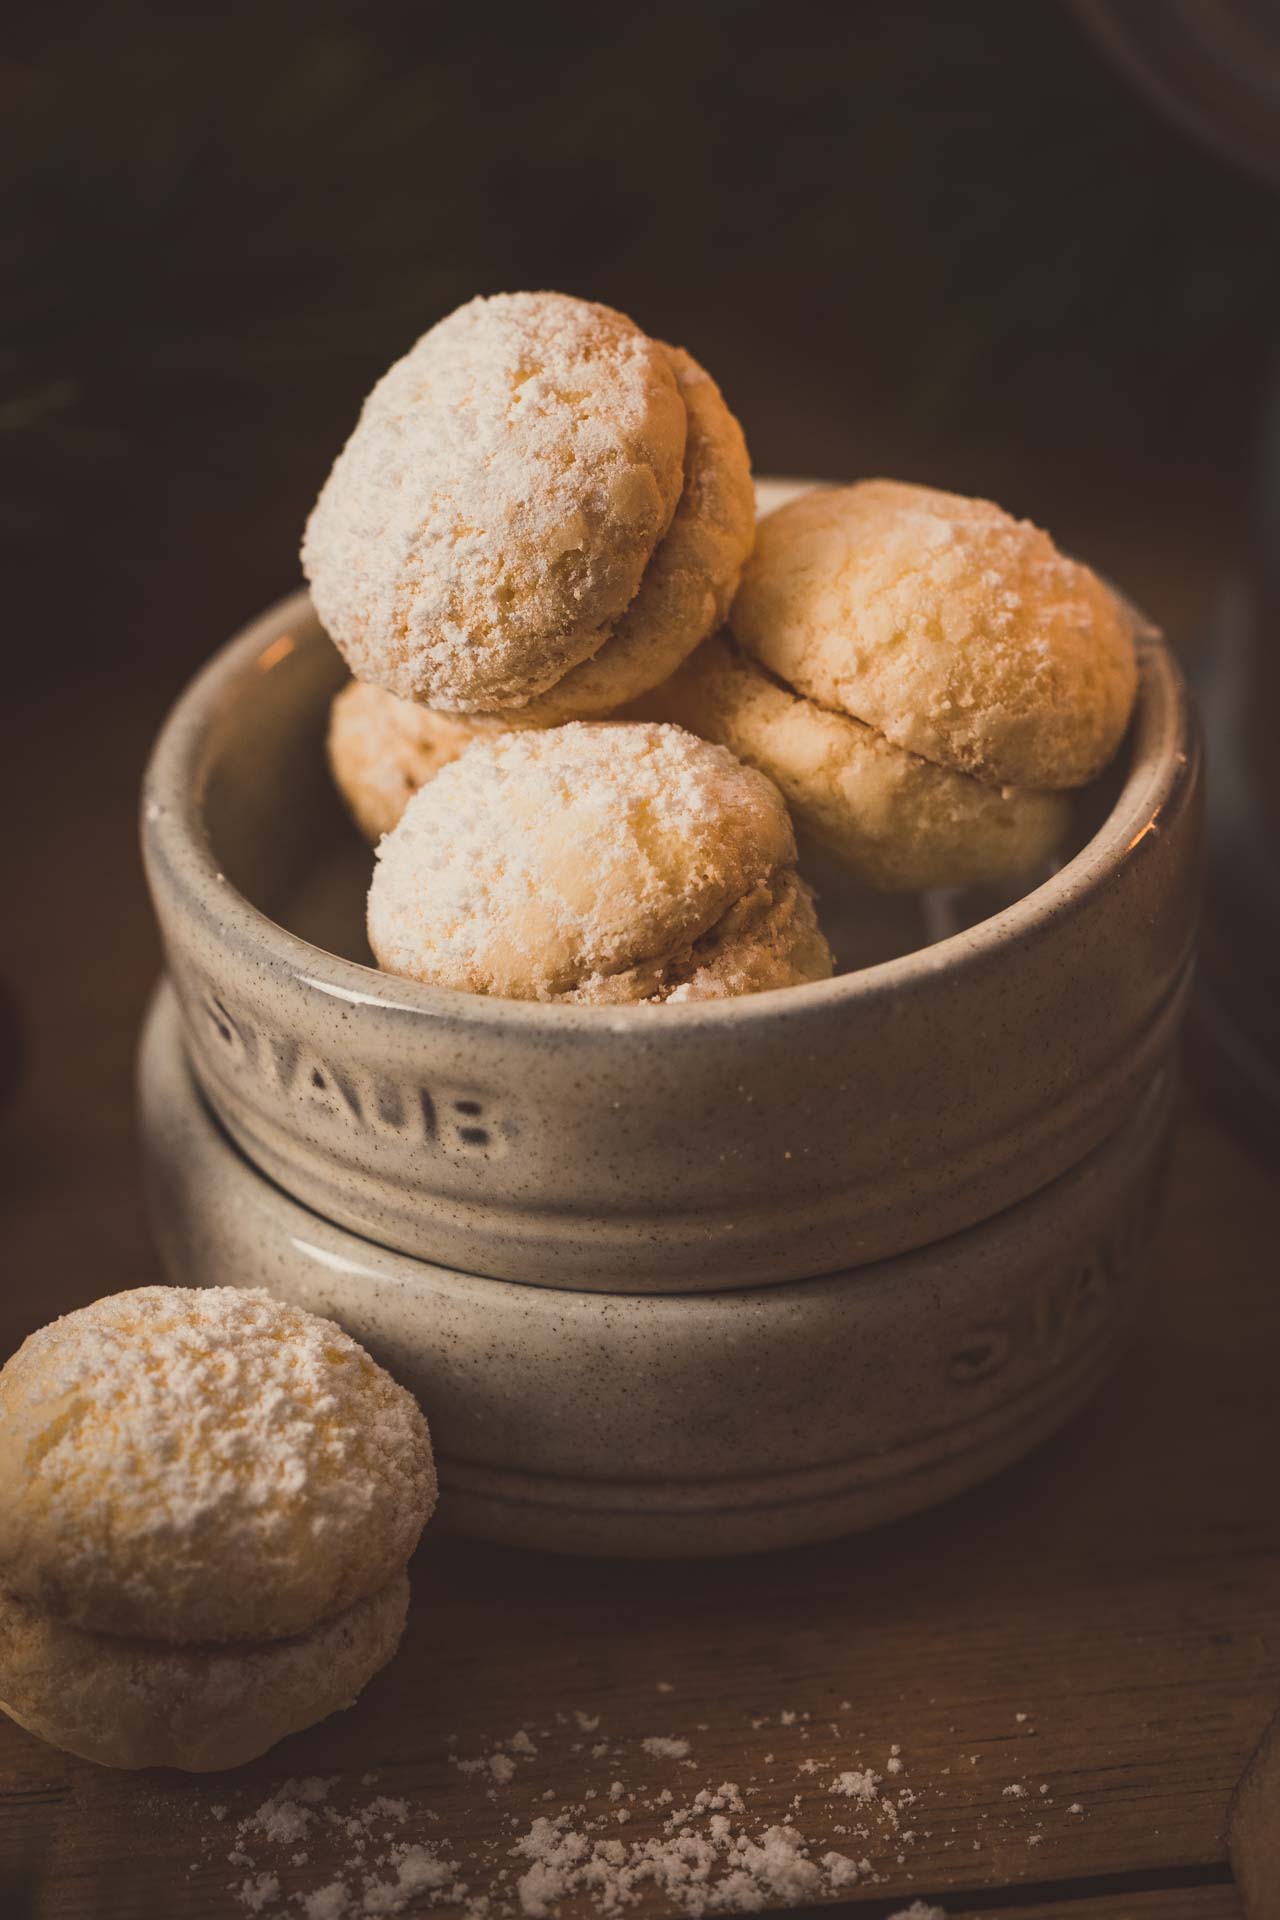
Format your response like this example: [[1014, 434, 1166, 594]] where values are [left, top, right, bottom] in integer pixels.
[[360, 1843, 464, 1913], [453, 1733, 543, 1787], [300, 1888, 348, 1920], [237, 1776, 336, 1859], [229, 1782, 467, 1917], [512, 1806, 859, 1915], [240, 1874, 281, 1914], [205, 1697, 1071, 1916], [832, 1768, 881, 1801]]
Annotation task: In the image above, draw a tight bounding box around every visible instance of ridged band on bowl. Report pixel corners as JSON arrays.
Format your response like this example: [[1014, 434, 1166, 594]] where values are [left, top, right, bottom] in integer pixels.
[[141, 984, 1171, 1559]]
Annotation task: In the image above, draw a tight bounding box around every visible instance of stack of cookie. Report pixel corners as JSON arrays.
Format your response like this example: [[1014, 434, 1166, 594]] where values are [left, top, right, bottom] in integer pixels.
[[0, 1286, 435, 1770], [660, 480, 1137, 890], [366, 721, 833, 1005], [305, 290, 1138, 1000]]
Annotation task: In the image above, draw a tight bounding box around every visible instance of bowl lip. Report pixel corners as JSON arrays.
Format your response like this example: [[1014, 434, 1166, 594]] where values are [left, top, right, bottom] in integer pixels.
[[143, 584, 1199, 1043]]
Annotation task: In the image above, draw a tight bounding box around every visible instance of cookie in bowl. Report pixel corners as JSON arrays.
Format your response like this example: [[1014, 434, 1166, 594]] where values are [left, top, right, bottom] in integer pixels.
[[304, 292, 753, 724], [366, 720, 833, 1004], [660, 480, 1137, 888], [329, 671, 667, 844], [656, 630, 1071, 893], [327, 680, 502, 844]]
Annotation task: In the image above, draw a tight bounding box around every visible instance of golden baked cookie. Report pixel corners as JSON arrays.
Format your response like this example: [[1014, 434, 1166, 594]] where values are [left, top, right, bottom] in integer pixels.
[[656, 633, 1070, 891], [328, 679, 502, 843], [366, 721, 833, 1003], [328, 671, 671, 844], [487, 345, 755, 726], [0, 1574, 407, 1772], [732, 481, 1138, 791], [303, 291, 688, 712], [0, 1287, 436, 1643], [566, 869, 832, 1007]]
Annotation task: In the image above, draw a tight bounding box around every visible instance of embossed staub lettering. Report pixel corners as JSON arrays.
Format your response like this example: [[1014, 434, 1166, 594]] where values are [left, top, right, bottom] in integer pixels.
[[945, 1171, 1158, 1389], [190, 980, 507, 1156]]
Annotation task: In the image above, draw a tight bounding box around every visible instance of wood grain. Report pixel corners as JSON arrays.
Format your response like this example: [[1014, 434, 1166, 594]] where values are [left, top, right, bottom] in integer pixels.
[[963, 1889, 1242, 1919]]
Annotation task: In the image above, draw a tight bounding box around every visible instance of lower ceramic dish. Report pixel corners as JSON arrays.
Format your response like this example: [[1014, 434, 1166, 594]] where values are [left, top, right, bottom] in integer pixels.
[[140, 984, 1172, 1559]]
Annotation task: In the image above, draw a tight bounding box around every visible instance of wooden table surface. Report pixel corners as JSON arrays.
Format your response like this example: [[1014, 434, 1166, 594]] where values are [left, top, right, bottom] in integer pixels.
[[2, 609, 1278, 1920]]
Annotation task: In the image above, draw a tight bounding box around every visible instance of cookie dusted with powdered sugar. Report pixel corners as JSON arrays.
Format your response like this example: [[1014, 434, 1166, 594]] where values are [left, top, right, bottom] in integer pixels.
[[0, 1574, 408, 1771], [366, 722, 833, 1004], [327, 668, 669, 844], [656, 632, 1070, 891], [485, 344, 755, 727], [732, 481, 1137, 792], [0, 1286, 435, 1643], [303, 293, 753, 719], [327, 678, 504, 843]]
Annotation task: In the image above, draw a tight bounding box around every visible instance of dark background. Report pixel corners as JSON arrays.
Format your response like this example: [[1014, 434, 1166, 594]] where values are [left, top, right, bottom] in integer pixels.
[[2, 0, 1278, 1226], [5, 0, 1279, 697]]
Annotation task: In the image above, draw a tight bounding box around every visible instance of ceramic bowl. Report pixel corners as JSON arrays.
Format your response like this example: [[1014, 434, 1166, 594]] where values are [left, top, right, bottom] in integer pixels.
[[140, 984, 1172, 1558], [141, 525, 1201, 1292]]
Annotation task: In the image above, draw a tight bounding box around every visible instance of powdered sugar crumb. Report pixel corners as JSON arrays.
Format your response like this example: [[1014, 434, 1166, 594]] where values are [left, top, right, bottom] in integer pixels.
[[237, 1874, 280, 1913], [832, 1769, 881, 1802], [300, 1886, 348, 1920], [201, 1698, 1087, 1914]]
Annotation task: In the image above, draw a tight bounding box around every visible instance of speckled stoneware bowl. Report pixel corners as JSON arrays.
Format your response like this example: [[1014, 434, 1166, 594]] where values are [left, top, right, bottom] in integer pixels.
[[140, 983, 1173, 1558], [140, 498, 1201, 1294]]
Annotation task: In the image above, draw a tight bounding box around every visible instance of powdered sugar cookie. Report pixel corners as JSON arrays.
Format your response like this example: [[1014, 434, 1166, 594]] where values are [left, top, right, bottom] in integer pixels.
[[0, 1287, 435, 1643], [0, 1574, 408, 1771], [303, 292, 688, 712], [732, 481, 1137, 791], [328, 670, 672, 844], [488, 345, 754, 726], [656, 632, 1070, 891], [366, 722, 832, 1003], [328, 679, 503, 844]]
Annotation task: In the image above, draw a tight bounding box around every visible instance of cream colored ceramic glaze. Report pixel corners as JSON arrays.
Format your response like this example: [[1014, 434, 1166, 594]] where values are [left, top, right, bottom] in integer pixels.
[[140, 985, 1171, 1558], [140, 483, 1201, 1292]]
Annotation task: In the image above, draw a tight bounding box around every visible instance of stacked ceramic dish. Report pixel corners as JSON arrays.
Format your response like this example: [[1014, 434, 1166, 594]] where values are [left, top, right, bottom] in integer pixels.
[[138, 495, 1201, 1555]]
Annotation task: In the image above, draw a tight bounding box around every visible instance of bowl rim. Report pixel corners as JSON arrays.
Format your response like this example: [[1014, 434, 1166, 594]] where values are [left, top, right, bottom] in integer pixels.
[[142, 586, 1197, 1039]]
